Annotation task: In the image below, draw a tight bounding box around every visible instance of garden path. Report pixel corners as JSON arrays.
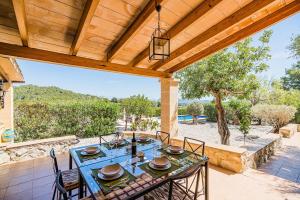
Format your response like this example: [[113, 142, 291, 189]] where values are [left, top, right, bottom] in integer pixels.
[[258, 132, 300, 183]]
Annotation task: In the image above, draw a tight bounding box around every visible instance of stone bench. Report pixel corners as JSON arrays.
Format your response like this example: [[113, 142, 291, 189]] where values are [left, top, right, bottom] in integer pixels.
[[279, 124, 298, 138]]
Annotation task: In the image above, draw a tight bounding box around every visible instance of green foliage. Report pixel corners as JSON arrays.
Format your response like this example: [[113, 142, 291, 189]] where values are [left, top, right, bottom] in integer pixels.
[[288, 34, 300, 59], [282, 61, 300, 90], [14, 85, 104, 103], [14, 101, 120, 141], [186, 102, 204, 124], [175, 31, 272, 144], [227, 99, 252, 125], [121, 95, 154, 121], [137, 119, 159, 131], [178, 106, 188, 115], [203, 103, 216, 122], [251, 104, 297, 133]]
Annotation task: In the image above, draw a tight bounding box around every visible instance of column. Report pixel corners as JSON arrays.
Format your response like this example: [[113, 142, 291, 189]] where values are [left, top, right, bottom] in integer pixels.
[[0, 82, 14, 129], [160, 78, 179, 138]]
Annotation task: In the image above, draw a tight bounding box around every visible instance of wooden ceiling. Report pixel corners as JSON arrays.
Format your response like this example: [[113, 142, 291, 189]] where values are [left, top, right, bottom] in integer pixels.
[[0, 0, 299, 78], [0, 57, 24, 82]]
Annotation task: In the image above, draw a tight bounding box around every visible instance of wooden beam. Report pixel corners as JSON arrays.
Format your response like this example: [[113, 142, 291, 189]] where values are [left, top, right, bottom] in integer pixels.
[[167, 0, 300, 73], [107, 0, 163, 61], [12, 0, 28, 46], [0, 42, 171, 78], [70, 0, 100, 55], [150, 0, 277, 70], [129, 0, 222, 67]]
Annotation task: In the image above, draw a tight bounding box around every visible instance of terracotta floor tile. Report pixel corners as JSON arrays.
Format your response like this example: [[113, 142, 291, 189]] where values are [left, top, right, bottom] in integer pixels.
[[33, 192, 52, 200], [32, 175, 55, 188], [0, 188, 6, 200], [11, 167, 34, 178], [9, 174, 34, 187], [0, 175, 10, 189], [33, 182, 53, 198], [12, 160, 34, 171], [0, 168, 10, 176], [4, 189, 33, 200], [5, 181, 32, 196]]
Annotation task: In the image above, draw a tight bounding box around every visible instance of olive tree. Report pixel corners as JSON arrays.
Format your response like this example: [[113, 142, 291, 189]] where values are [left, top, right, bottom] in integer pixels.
[[176, 30, 272, 145], [186, 102, 204, 124]]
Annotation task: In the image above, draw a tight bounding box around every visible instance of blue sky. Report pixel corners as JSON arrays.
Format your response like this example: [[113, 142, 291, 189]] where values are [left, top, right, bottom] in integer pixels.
[[16, 13, 300, 100]]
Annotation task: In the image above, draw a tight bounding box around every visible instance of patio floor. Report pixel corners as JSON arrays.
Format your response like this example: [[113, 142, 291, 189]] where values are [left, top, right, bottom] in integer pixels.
[[1, 134, 300, 200]]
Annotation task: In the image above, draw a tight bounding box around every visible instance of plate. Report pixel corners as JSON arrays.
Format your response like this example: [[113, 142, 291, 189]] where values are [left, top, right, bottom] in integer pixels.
[[166, 148, 184, 155], [80, 148, 100, 156], [100, 164, 121, 177], [149, 162, 171, 171], [98, 168, 124, 181], [151, 157, 170, 168], [137, 137, 150, 143]]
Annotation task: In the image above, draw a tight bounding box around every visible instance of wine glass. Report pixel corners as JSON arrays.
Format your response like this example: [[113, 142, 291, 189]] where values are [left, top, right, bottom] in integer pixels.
[[108, 140, 116, 162]]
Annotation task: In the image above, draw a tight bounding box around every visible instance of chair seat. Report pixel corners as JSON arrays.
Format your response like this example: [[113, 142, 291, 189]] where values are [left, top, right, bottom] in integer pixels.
[[61, 168, 79, 191], [80, 196, 93, 200], [144, 182, 191, 200]]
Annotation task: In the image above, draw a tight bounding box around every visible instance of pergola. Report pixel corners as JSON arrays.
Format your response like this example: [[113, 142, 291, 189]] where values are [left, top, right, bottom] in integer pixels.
[[0, 0, 299, 136]]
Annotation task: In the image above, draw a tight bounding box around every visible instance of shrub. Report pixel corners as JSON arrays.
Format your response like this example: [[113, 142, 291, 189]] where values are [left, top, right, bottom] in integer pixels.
[[186, 102, 204, 124], [251, 104, 297, 133], [227, 99, 252, 125], [203, 103, 217, 122], [178, 106, 188, 115], [14, 101, 120, 141]]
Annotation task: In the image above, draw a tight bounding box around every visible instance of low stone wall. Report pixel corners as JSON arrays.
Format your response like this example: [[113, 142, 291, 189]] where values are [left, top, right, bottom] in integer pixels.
[[246, 135, 281, 169], [0, 135, 78, 165], [171, 137, 248, 173], [124, 131, 248, 173]]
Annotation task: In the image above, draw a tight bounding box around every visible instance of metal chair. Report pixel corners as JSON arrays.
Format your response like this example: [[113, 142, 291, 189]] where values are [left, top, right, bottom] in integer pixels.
[[155, 131, 170, 144], [50, 149, 80, 200], [55, 170, 92, 200], [179, 137, 206, 199]]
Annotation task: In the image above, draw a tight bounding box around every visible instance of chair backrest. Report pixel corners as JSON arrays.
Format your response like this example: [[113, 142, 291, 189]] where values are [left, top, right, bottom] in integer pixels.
[[55, 170, 68, 200], [183, 137, 205, 157], [99, 132, 121, 145], [50, 148, 59, 173], [156, 131, 170, 144]]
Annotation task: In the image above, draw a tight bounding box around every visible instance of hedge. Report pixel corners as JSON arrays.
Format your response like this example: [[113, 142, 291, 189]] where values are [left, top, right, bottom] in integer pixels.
[[14, 101, 120, 142]]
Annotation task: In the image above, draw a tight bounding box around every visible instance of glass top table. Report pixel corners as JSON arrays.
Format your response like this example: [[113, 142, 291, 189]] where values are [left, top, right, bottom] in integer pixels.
[[69, 139, 209, 200]]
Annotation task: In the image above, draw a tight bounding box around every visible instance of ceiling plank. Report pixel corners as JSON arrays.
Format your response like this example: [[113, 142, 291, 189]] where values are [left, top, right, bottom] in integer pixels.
[[167, 0, 300, 73], [12, 0, 28, 46], [70, 0, 100, 55], [150, 0, 277, 70], [129, 0, 222, 67], [0, 42, 170, 78], [107, 0, 163, 61]]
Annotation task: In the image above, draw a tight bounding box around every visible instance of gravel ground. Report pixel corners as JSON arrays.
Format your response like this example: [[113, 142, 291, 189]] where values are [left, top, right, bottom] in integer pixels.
[[178, 122, 276, 152], [75, 122, 276, 153]]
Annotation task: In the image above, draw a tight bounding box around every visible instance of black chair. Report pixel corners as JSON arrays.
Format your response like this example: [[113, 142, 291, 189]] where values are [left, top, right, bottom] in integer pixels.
[[180, 137, 206, 199], [155, 131, 170, 144], [50, 149, 80, 200], [144, 163, 203, 200], [55, 170, 92, 200]]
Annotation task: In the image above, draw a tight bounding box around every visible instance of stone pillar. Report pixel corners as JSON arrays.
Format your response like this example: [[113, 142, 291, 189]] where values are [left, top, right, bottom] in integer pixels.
[[0, 82, 14, 129], [160, 78, 179, 138]]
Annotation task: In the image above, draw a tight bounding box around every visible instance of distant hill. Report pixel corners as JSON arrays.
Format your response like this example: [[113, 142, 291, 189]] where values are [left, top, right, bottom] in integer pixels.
[[14, 85, 105, 103]]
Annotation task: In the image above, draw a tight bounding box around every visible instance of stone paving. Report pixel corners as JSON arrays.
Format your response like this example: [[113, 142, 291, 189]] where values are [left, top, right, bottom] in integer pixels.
[[1, 134, 300, 200]]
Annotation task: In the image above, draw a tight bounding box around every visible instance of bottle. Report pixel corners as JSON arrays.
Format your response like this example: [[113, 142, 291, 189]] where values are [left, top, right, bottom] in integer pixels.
[[131, 132, 137, 157]]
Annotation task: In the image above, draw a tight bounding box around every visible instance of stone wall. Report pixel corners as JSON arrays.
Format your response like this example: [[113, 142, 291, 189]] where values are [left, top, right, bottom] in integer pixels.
[[246, 135, 282, 169], [279, 124, 299, 138], [0, 135, 78, 165]]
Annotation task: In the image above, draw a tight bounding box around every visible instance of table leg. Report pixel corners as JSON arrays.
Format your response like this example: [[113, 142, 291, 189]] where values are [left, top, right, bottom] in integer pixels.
[[79, 172, 83, 198], [69, 153, 72, 169], [205, 161, 209, 200]]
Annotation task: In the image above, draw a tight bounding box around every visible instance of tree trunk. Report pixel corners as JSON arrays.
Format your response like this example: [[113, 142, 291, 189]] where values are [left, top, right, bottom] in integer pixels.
[[192, 115, 197, 124], [215, 93, 231, 145]]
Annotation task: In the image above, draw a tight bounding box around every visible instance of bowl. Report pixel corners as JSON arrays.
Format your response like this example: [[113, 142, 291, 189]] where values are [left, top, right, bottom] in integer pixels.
[[151, 156, 170, 168], [84, 146, 98, 154], [100, 164, 121, 177], [138, 136, 149, 142], [168, 145, 182, 153]]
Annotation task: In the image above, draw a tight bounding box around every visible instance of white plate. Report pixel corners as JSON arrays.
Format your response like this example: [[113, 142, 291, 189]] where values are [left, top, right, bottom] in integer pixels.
[[166, 148, 184, 155], [149, 162, 171, 171], [98, 168, 124, 180], [80, 148, 100, 156]]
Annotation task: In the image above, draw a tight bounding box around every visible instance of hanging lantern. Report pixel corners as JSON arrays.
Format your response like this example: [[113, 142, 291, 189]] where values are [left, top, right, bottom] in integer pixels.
[[0, 80, 6, 109], [149, 2, 170, 61]]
